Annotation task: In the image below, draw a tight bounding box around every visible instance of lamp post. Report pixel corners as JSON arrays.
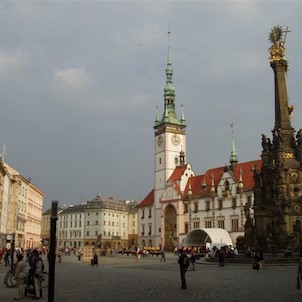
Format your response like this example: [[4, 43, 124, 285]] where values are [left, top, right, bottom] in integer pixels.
[[238, 168, 244, 230], [188, 182, 192, 233], [48, 201, 58, 302], [210, 173, 216, 228]]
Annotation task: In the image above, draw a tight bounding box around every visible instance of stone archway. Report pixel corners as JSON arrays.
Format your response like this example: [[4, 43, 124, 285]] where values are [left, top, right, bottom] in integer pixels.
[[164, 204, 177, 251]]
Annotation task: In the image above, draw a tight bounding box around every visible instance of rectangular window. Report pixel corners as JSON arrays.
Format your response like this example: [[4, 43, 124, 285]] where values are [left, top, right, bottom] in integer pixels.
[[206, 201, 210, 212], [96, 220, 98, 225], [87, 221, 90, 226], [148, 208, 152, 218], [231, 218, 239, 232], [218, 220, 225, 229], [205, 221, 212, 228], [218, 199, 223, 210], [184, 222, 188, 234], [193, 221, 200, 229], [184, 203, 188, 213], [232, 198, 237, 209], [194, 202, 198, 213]]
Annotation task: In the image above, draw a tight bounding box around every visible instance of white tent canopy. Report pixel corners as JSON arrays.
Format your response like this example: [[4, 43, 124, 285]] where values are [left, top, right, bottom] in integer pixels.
[[183, 228, 233, 247]]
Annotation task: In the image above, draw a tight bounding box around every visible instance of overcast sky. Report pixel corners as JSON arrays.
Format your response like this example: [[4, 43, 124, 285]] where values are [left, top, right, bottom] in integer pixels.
[[1, 1, 302, 210]]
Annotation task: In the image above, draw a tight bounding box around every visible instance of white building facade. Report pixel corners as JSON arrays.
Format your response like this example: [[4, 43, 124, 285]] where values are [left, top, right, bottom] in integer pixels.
[[137, 35, 260, 251]]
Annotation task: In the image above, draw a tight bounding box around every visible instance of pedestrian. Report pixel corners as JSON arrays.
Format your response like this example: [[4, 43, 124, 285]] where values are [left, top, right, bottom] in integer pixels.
[[253, 251, 261, 272], [189, 252, 196, 271], [296, 250, 302, 289], [178, 249, 190, 289], [160, 249, 166, 263], [78, 250, 82, 261], [58, 251, 62, 263], [91, 252, 98, 267], [13, 254, 27, 301], [134, 246, 140, 262], [5, 249, 10, 266], [29, 249, 44, 300], [218, 248, 225, 267]]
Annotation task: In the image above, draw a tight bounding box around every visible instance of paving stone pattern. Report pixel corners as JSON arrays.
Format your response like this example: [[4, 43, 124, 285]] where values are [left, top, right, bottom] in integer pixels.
[[1, 253, 301, 302]]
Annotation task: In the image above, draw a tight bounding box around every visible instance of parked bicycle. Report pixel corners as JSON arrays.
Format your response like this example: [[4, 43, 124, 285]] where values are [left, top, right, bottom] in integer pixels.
[[4, 268, 17, 288]]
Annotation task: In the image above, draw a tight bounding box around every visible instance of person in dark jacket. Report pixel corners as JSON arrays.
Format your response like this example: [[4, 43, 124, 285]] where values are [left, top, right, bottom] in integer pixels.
[[178, 249, 189, 289]]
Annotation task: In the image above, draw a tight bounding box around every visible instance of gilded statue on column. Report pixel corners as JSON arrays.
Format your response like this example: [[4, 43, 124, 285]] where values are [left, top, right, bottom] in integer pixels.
[[268, 25, 290, 63]]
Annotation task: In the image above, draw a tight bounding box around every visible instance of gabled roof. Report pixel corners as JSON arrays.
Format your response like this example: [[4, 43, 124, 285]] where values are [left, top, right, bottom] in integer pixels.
[[137, 189, 154, 208], [184, 159, 262, 198], [168, 164, 188, 182]]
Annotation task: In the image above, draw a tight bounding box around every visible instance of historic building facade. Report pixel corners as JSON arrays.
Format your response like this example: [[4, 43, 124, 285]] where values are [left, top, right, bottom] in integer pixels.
[[57, 204, 86, 250], [0, 160, 9, 248], [1, 161, 44, 249], [55, 196, 138, 250], [137, 34, 260, 251]]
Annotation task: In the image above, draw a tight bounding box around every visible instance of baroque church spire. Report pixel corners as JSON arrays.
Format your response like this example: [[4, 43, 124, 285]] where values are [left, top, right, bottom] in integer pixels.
[[154, 30, 186, 128]]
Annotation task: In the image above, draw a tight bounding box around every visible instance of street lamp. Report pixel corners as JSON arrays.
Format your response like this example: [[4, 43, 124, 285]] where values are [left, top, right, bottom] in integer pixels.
[[188, 181, 192, 233], [210, 173, 216, 228], [237, 168, 244, 230]]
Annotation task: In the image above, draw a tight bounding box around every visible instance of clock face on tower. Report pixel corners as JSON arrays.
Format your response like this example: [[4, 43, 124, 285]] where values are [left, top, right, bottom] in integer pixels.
[[171, 134, 180, 145]]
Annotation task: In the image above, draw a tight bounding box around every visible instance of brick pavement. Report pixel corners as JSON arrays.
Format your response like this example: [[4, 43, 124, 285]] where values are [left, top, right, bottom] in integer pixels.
[[1, 253, 301, 302]]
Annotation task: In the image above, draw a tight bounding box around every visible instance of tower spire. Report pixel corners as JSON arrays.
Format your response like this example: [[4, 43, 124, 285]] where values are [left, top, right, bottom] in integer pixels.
[[229, 122, 238, 170], [154, 28, 186, 129], [164, 28, 175, 109]]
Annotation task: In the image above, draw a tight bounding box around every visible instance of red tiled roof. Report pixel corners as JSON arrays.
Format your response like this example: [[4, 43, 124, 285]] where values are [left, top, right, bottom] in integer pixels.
[[137, 189, 154, 208], [184, 160, 262, 198], [168, 164, 188, 181]]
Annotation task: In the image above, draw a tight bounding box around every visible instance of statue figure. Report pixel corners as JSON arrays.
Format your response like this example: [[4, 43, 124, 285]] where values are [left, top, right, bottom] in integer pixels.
[[95, 234, 102, 248], [244, 202, 252, 227], [261, 134, 271, 152], [288, 104, 294, 120], [268, 25, 288, 62], [253, 165, 261, 187], [296, 129, 302, 146]]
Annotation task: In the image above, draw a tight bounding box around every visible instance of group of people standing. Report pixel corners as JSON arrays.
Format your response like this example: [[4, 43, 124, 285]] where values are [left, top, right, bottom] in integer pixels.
[[0, 247, 11, 266], [13, 249, 44, 300]]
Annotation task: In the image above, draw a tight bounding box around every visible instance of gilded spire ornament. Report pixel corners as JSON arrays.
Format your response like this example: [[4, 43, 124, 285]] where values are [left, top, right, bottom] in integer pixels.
[[268, 25, 291, 66]]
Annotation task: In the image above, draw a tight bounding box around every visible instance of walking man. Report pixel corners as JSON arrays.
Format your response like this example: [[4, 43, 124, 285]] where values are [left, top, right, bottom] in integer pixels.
[[160, 248, 166, 262], [178, 248, 190, 289], [30, 249, 44, 300]]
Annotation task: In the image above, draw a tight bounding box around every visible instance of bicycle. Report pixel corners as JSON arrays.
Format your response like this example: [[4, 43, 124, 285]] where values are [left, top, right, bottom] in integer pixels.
[[4, 269, 16, 288]]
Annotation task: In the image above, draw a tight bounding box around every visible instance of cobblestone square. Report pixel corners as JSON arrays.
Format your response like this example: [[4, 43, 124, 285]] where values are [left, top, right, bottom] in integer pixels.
[[1, 253, 301, 302]]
